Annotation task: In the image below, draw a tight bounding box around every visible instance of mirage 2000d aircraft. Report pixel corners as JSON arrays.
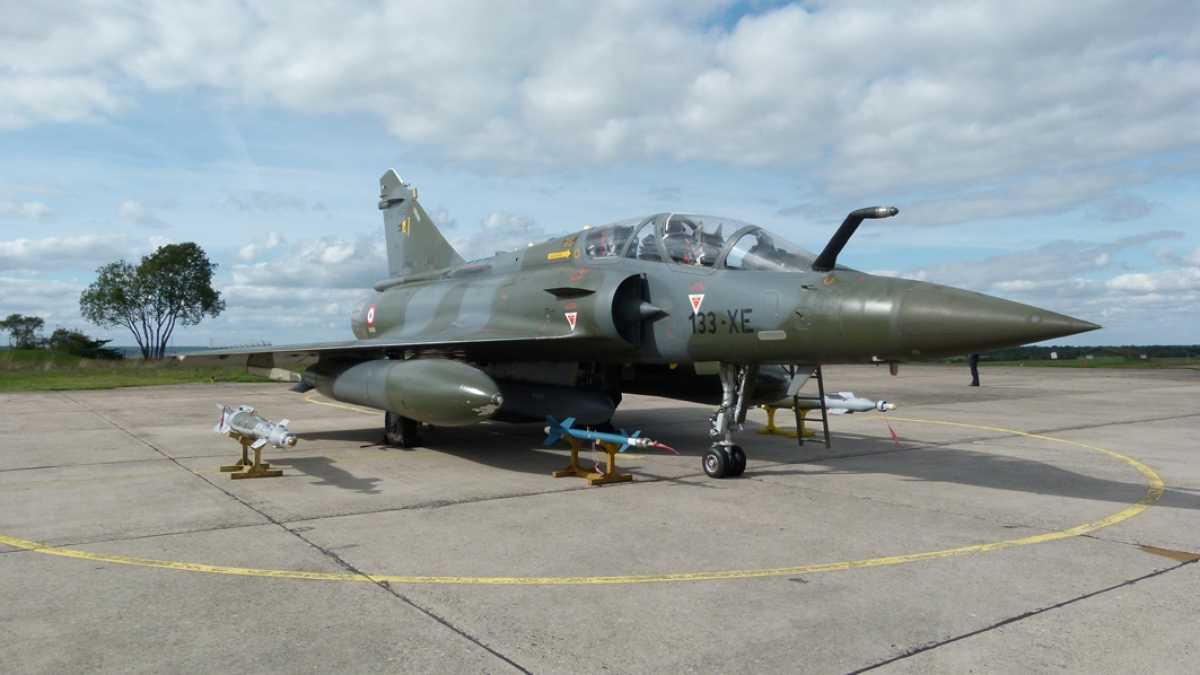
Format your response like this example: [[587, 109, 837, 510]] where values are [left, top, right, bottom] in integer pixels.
[[184, 169, 1099, 478]]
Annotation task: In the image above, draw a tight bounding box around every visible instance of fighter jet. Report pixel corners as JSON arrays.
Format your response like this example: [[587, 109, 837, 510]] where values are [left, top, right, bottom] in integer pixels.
[[182, 169, 1098, 478]]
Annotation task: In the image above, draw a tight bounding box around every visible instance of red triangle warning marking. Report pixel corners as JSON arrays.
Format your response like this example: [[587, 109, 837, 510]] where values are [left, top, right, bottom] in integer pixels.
[[688, 294, 704, 313], [565, 312, 577, 330]]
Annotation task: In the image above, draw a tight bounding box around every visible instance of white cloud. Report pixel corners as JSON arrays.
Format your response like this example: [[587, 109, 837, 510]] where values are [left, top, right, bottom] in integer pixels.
[[226, 191, 305, 212], [117, 200, 167, 228], [0, 234, 137, 273], [1105, 268, 1200, 294], [1153, 246, 1200, 267], [903, 231, 1184, 292], [897, 231, 1200, 343], [237, 231, 285, 261], [449, 211, 557, 260], [229, 234, 386, 288], [3, 1, 1197, 219], [0, 201, 53, 221], [0, 276, 86, 327], [480, 211, 534, 231]]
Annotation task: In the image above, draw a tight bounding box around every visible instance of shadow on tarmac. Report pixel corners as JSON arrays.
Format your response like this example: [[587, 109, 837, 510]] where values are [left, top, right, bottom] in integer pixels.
[[271, 456, 384, 494], [290, 404, 1197, 510], [749, 428, 1200, 512]]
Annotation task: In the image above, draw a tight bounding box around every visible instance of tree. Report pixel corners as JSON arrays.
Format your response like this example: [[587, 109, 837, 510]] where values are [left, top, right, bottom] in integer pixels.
[[45, 327, 123, 360], [0, 314, 45, 349], [80, 243, 225, 359]]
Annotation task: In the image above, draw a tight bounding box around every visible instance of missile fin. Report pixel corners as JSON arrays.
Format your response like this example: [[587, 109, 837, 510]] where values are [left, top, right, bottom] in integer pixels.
[[250, 439, 267, 450]]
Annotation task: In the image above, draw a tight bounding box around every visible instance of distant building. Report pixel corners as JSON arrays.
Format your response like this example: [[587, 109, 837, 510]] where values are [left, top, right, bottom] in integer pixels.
[[1078, 348, 1142, 363]]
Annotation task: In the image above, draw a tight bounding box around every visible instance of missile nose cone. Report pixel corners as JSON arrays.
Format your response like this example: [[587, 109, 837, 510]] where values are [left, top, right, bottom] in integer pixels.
[[896, 284, 1100, 358]]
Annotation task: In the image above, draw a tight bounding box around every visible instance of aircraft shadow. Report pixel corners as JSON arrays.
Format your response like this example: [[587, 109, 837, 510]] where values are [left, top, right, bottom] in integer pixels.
[[746, 428, 1200, 512], [270, 456, 384, 494], [287, 406, 1198, 511]]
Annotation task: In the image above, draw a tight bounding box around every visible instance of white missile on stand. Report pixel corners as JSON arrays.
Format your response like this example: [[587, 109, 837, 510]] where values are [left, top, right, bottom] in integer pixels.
[[781, 393, 896, 415], [214, 404, 297, 449]]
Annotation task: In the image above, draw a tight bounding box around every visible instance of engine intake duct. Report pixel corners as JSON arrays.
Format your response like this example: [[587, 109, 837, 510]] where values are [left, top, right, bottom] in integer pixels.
[[609, 274, 665, 346]]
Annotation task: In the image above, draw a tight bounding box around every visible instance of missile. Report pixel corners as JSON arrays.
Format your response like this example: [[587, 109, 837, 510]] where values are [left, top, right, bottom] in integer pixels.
[[214, 404, 297, 449], [543, 416, 677, 454], [770, 392, 895, 415]]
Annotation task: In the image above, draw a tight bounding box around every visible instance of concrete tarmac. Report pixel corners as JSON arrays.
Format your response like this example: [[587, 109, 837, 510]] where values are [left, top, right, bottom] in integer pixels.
[[1, 364, 1197, 674]]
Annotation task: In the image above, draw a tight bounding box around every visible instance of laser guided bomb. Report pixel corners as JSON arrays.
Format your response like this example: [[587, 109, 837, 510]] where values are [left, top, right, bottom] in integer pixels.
[[787, 393, 895, 415], [214, 404, 297, 449], [183, 169, 1101, 480]]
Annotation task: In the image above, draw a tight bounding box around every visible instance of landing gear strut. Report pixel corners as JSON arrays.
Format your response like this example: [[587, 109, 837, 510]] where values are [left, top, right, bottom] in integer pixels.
[[384, 412, 422, 448], [705, 363, 757, 478]]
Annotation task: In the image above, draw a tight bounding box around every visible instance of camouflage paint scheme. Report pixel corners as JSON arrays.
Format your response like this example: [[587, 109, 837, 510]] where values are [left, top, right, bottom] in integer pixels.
[[184, 169, 1098, 476]]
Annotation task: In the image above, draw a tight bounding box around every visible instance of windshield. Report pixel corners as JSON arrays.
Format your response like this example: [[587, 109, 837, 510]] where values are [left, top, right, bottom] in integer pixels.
[[583, 217, 643, 259], [724, 228, 817, 272]]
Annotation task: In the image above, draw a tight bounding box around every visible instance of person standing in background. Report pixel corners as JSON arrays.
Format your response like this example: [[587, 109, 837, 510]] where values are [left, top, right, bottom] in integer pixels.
[[969, 354, 980, 386]]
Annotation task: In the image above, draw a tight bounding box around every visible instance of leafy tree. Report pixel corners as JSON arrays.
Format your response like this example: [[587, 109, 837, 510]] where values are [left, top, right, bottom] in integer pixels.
[[0, 314, 45, 349], [80, 243, 225, 359], [45, 327, 123, 360]]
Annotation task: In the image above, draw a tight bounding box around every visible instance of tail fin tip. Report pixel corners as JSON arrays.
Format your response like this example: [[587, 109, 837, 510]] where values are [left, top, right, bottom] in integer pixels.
[[378, 169, 464, 277]]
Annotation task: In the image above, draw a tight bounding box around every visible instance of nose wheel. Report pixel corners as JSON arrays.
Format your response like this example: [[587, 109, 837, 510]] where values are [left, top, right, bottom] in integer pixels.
[[703, 444, 746, 478], [705, 362, 757, 478]]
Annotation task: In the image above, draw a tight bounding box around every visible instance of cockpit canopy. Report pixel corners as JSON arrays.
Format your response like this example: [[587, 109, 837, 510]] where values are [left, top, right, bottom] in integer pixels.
[[583, 213, 817, 272]]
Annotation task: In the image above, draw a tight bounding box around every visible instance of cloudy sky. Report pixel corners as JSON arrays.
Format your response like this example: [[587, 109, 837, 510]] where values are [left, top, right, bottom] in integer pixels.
[[2, 0, 1198, 348]]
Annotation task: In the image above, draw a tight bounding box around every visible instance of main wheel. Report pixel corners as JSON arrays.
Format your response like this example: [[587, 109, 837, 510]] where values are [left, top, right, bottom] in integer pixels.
[[728, 445, 747, 477], [703, 446, 731, 478], [384, 412, 422, 448]]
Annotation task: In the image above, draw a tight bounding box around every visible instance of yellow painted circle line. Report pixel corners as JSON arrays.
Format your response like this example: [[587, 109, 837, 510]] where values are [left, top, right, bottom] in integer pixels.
[[0, 418, 1164, 586], [304, 393, 383, 415]]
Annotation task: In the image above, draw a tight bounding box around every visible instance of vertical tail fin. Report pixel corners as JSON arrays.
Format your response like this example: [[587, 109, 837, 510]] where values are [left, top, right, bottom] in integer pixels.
[[379, 169, 465, 277]]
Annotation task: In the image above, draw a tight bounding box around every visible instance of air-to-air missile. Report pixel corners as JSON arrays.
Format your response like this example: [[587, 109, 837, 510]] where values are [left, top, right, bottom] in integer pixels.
[[183, 169, 1102, 480], [214, 404, 297, 449], [544, 416, 677, 454]]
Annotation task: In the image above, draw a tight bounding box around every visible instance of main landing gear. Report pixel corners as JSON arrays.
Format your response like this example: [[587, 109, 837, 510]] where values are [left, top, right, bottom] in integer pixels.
[[705, 363, 758, 478], [384, 412, 422, 448]]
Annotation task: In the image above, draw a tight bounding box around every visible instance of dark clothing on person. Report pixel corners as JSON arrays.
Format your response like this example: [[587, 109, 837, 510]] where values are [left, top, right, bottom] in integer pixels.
[[969, 354, 980, 386]]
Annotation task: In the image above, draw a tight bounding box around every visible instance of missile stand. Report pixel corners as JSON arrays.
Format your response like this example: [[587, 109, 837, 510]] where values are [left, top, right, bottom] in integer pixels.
[[705, 363, 758, 478], [552, 435, 633, 486], [220, 431, 283, 479]]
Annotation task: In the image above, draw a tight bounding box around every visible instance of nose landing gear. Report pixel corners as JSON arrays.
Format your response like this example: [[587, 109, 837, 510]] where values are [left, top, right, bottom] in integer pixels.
[[705, 363, 757, 478]]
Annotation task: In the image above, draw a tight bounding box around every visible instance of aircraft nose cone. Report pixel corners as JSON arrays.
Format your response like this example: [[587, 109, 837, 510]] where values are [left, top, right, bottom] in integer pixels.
[[896, 284, 1099, 357]]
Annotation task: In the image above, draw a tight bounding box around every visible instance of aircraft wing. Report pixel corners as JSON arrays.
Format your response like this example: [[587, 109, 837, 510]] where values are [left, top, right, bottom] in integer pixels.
[[177, 331, 613, 368]]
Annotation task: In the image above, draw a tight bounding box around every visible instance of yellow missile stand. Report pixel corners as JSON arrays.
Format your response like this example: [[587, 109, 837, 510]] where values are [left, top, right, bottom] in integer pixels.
[[758, 405, 817, 438], [552, 436, 633, 486], [219, 431, 284, 479]]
